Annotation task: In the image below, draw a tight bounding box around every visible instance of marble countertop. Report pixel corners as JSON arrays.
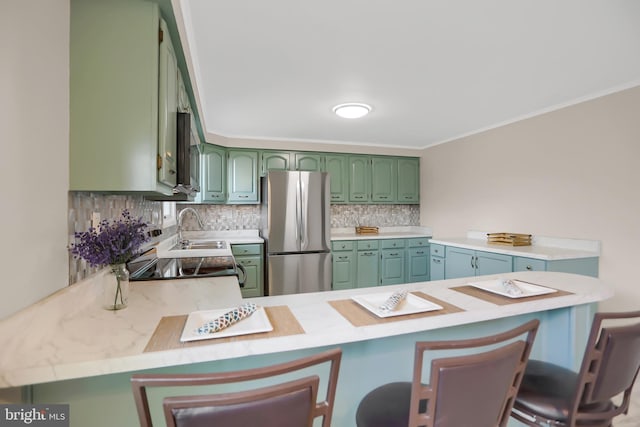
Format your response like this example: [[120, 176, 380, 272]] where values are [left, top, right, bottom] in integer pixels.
[[331, 226, 433, 241], [430, 231, 601, 261], [0, 268, 611, 389]]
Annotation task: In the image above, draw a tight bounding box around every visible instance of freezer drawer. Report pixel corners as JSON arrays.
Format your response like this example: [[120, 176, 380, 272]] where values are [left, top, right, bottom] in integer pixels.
[[267, 252, 332, 295]]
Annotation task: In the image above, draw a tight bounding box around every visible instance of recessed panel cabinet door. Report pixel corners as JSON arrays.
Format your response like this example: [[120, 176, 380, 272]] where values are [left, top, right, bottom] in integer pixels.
[[157, 19, 178, 188], [444, 247, 476, 279], [227, 150, 259, 203], [200, 144, 226, 202], [397, 158, 419, 203], [349, 155, 370, 203], [324, 154, 348, 203], [371, 157, 397, 203]]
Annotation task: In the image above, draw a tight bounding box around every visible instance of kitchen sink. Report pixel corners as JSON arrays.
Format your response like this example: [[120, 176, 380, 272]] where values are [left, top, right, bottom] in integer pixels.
[[173, 240, 228, 251]]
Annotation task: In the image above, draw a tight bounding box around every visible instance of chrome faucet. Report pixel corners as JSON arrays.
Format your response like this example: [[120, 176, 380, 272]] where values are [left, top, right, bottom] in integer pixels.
[[177, 207, 205, 244]]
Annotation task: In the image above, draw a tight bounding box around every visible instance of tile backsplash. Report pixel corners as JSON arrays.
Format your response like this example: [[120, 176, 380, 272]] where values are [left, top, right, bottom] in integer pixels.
[[68, 192, 164, 284], [68, 192, 420, 284], [176, 204, 420, 230]]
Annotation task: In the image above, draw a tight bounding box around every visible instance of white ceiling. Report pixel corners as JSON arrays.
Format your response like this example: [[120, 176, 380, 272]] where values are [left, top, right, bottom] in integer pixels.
[[175, 0, 640, 150]]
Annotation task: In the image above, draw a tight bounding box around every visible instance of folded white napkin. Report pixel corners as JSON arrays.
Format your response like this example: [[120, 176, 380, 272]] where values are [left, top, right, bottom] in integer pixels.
[[379, 290, 408, 312], [501, 279, 524, 296], [196, 303, 258, 334]]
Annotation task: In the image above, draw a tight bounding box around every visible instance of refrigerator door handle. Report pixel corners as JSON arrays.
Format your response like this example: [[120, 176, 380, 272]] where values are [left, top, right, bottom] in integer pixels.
[[295, 176, 302, 249], [299, 178, 307, 248]]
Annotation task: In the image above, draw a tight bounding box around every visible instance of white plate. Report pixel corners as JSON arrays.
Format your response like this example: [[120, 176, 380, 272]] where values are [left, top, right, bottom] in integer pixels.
[[180, 306, 273, 342], [352, 291, 443, 318], [469, 279, 558, 299]]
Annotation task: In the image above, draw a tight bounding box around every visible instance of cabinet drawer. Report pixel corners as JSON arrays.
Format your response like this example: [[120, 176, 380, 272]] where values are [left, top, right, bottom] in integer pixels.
[[332, 241, 354, 251], [357, 240, 379, 250], [407, 237, 429, 248], [430, 243, 445, 257], [231, 244, 262, 256], [408, 247, 429, 257], [514, 257, 546, 272], [381, 239, 405, 249]]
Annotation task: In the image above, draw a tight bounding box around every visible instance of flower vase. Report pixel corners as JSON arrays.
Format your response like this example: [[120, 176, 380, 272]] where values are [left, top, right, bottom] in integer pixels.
[[103, 263, 129, 310]]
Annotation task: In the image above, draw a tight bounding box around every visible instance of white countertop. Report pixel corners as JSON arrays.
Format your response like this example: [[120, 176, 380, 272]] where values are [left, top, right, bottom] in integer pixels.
[[331, 226, 432, 241], [0, 268, 611, 389], [430, 231, 600, 261]]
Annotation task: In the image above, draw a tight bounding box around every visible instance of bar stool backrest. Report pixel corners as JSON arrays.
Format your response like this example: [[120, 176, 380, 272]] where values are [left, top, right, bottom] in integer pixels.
[[131, 348, 341, 427], [409, 319, 539, 427], [571, 311, 640, 424]]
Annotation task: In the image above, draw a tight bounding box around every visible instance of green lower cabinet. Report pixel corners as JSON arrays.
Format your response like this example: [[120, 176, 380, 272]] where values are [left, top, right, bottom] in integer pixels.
[[430, 256, 445, 280], [380, 249, 405, 285], [356, 240, 379, 287], [407, 247, 429, 282], [514, 256, 599, 278], [232, 244, 264, 298], [380, 239, 405, 285], [445, 247, 512, 279], [332, 241, 356, 290]]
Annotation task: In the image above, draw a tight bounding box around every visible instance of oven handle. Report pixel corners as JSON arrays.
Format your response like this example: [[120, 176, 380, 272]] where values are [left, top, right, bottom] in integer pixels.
[[236, 263, 247, 288]]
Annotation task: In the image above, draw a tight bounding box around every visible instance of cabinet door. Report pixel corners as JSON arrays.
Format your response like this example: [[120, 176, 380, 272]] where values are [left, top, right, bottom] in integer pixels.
[[236, 255, 263, 298], [227, 150, 259, 203], [381, 249, 405, 285], [324, 154, 348, 203], [200, 144, 226, 202], [332, 251, 356, 290], [349, 155, 370, 203], [157, 19, 178, 188], [261, 151, 291, 175], [475, 251, 512, 276], [356, 250, 379, 287], [397, 157, 420, 203], [294, 153, 322, 171], [430, 256, 445, 281], [407, 246, 429, 282], [444, 247, 476, 279], [371, 157, 396, 202]]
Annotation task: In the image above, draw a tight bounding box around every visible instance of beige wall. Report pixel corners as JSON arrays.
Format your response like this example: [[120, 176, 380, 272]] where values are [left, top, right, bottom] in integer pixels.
[[420, 85, 640, 311], [0, 0, 70, 319]]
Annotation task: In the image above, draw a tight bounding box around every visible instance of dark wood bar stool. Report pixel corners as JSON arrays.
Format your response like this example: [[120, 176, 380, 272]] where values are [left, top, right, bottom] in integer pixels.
[[355, 319, 539, 427], [131, 348, 341, 427], [511, 310, 640, 427]]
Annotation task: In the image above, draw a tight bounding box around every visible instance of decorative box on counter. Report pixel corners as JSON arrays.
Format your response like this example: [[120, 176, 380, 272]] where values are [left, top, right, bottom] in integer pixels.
[[356, 226, 379, 235], [487, 232, 532, 246]]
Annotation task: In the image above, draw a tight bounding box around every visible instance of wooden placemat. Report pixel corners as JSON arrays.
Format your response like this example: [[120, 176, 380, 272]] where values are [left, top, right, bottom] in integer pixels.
[[328, 292, 464, 327], [144, 306, 304, 353], [451, 285, 572, 305]]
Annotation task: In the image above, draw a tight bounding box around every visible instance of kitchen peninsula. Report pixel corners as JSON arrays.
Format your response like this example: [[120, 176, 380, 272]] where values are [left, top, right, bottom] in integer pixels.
[[0, 270, 611, 427]]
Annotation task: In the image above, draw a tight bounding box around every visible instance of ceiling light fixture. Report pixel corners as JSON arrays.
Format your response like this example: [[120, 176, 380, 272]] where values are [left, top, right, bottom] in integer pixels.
[[333, 103, 371, 119]]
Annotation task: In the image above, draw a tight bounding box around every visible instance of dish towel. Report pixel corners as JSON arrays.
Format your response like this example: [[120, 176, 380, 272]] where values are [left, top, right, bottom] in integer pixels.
[[196, 303, 258, 334], [379, 290, 408, 312]]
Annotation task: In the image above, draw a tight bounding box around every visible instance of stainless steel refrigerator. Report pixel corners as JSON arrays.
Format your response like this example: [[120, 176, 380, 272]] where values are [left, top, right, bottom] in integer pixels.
[[260, 171, 332, 295]]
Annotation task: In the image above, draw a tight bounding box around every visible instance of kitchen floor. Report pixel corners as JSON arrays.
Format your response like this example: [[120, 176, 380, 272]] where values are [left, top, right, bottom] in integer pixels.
[[615, 389, 640, 426]]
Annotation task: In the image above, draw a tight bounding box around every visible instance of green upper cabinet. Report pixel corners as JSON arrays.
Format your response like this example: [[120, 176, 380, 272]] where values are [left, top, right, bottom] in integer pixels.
[[294, 152, 323, 171], [227, 150, 259, 203], [397, 157, 420, 203], [199, 143, 226, 203], [261, 151, 291, 176], [70, 1, 175, 195], [323, 154, 348, 203], [157, 18, 178, 188], [349, 155, 371, 203], [371, 157, 397, 203]]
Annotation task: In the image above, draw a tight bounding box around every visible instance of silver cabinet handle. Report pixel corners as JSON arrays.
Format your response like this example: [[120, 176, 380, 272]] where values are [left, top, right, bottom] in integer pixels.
[[526, 265, 532, 270]]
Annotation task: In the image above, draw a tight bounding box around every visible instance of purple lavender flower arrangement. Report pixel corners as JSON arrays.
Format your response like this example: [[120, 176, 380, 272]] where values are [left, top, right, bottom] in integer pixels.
[[71, 210, 150, 267]]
